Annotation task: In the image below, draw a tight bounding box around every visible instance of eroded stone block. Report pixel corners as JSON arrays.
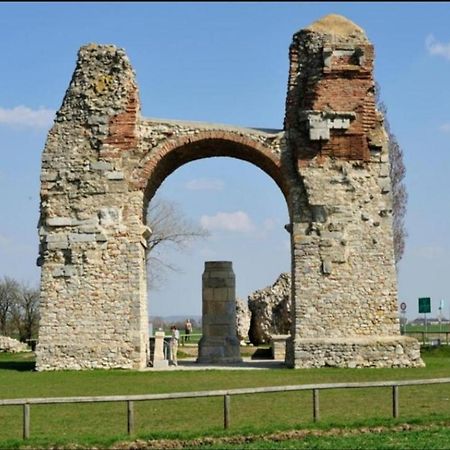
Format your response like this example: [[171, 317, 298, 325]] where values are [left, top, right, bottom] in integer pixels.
[[198, 262, 241, 364]]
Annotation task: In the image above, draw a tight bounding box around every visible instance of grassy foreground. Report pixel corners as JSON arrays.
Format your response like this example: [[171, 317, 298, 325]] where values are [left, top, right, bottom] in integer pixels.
[[0, 346, 449, 448]]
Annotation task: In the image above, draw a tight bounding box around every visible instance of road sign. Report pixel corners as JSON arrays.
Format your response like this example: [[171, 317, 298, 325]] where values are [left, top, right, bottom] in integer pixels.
[[418, 297, 431, 314], [400, 302, 407, 311]]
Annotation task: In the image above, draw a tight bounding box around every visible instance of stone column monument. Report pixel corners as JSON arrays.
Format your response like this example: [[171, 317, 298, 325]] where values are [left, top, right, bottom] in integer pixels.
[[197, 261, 242, 363]]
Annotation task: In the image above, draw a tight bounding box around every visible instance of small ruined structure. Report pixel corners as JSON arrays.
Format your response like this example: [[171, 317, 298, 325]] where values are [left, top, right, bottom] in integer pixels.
[[248, 273, 291, 345], [36, 14, 423, 370], [197, 261, 241, 363], [235, 298, 251, 343]]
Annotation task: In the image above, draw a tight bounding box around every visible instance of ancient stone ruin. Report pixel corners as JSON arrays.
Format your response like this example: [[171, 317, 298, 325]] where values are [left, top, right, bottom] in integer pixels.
[[235, 298, 251, 343], [36, 14, 423, 370], [248, 273, 291, 346]]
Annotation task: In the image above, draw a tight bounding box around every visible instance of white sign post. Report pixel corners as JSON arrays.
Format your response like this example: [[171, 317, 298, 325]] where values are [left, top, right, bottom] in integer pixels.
[[400, 302, 407, 334]]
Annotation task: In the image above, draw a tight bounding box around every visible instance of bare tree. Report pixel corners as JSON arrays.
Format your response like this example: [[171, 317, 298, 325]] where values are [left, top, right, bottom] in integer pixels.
[[376, 83, 408, 267], [0, 276, 20, 335], [10, 285, 40, 342], [146, 197, 209, 288], [0, 278, 39, 341]]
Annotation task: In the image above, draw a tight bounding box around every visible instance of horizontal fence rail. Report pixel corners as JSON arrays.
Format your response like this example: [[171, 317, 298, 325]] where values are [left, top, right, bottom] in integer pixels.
[[1, 377, 450, 440], [403, 331, 450, 345]]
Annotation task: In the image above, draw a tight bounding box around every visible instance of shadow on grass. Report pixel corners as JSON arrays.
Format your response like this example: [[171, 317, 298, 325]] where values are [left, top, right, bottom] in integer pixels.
[[0, 353, 36, 372], [0, 360, 36, 371]]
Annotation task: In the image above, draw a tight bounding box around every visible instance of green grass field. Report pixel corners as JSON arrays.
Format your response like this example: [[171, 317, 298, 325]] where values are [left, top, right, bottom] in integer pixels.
[[0, 346, 449, 448]]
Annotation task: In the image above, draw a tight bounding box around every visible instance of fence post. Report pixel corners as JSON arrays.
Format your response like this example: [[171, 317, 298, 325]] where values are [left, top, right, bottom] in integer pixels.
[[313, 389, 320, 422], [392, 385, 399, 418], [23, 403, 30, 440], [127, 400, 134, 435], [224, 394, 230, 429]]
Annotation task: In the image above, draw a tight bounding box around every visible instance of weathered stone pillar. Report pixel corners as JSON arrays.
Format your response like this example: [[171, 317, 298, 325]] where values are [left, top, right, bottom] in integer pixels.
[[35, 44, 149, 370], [283, 14, 424, 368], [197, 261, 242, 363]]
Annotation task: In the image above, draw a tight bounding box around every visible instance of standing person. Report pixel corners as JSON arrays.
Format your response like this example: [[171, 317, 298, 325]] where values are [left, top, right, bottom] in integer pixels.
[[184, 319, 193, 343], [170, 325, 179, 366]]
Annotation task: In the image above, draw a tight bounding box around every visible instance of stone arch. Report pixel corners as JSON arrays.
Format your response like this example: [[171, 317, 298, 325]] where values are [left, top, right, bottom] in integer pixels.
[[36, 14, 424, 371], [135, 131, 294, 363], [132, 130, 290, 218]]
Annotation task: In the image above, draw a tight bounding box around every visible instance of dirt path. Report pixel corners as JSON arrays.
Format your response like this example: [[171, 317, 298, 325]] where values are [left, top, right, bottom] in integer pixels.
[[109, 421, 450, 449]]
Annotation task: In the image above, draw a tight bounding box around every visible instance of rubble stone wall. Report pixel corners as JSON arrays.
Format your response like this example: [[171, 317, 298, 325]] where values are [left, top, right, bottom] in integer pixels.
[[36, 14, 422, 370]]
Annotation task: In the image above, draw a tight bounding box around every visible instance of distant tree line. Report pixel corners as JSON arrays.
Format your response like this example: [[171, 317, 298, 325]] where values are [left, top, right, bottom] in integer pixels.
[[0, 276, 39, 342]]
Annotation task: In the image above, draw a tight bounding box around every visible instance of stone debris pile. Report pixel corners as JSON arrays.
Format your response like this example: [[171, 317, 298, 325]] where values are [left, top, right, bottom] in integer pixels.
[[247, 273, 291, 345], [0, 336, 30, 353]]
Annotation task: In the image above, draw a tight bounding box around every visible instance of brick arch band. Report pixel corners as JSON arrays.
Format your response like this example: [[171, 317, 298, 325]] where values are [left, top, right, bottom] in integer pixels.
[[36, 15, 423, 371], [132, 130, 289, 213]]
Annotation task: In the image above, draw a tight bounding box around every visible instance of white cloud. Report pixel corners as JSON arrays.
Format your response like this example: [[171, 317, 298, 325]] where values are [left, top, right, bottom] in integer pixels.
[[439, 123, 450, 133], [0, 234, 10, 248], [0, 105, 55, 129], [200, 211, 255, 233], [262, 218, 276, 232], [252, 217, 279, 239], [185, 178, 224, 191], [425, 34, 450, 60]]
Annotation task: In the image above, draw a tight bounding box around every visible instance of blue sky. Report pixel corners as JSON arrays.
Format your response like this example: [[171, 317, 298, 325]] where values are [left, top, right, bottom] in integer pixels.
[[1, 2, 450, 320]]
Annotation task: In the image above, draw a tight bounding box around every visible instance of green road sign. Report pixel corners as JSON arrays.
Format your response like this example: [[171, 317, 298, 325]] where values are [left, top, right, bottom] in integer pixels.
[[418, 297, 431, 314]]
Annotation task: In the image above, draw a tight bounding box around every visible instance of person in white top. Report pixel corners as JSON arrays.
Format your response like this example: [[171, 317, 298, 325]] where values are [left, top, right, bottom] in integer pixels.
[[170, 325, 179, 366]]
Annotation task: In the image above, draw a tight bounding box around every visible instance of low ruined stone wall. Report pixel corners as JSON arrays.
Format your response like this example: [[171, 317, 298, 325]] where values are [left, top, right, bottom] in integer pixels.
[[288, 336, 424, 368]]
